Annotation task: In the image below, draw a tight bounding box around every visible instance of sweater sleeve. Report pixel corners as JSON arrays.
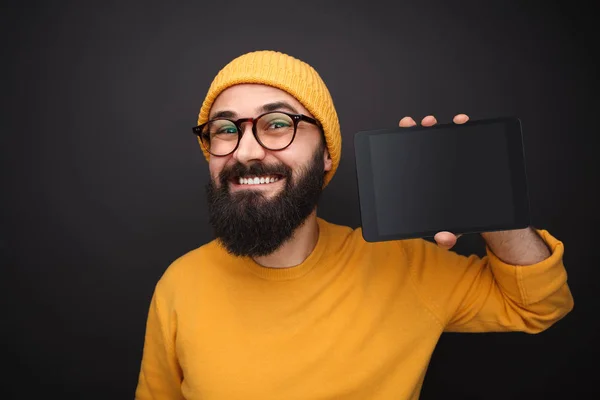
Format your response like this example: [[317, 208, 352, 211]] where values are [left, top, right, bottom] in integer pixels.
[[403, 229, 574, 333], [135, 278, 184, 400]]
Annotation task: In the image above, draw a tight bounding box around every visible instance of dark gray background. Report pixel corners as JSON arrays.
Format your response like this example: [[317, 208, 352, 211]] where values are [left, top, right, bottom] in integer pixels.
[[1, 0, 597, 398]]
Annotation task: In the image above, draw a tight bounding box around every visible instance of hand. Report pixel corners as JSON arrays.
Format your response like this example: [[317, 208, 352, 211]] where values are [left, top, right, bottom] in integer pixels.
[[398, 113, 470, 250]]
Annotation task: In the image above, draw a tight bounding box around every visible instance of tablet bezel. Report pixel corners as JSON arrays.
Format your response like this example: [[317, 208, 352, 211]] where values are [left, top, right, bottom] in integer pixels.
[[354, 117, 531, 242]]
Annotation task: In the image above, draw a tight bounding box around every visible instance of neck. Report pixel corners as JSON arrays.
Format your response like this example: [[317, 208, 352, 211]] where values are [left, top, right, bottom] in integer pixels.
[[252, 210, 320, 269]]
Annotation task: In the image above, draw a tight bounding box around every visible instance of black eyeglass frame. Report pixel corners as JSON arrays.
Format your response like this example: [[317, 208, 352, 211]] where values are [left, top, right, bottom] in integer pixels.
[[192, 111, 322, 156]]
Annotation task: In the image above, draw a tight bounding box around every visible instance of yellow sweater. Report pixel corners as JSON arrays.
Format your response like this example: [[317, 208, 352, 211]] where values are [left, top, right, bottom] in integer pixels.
[[135, 218, 573, 400]]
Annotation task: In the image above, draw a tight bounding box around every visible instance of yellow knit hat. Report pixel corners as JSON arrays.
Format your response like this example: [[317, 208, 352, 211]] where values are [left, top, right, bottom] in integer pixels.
[[196, 50, 341, 187]]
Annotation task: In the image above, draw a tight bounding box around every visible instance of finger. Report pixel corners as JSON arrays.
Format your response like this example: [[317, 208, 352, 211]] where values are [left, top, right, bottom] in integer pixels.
[[399, 116, 417, 127], [421, 115, 437, 127], [434, 231, 458, 250], [453, 114, 470, 124]]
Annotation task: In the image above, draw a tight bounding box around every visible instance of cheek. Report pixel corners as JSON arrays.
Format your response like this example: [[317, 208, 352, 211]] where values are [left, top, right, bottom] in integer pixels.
[[278, 157, 306, 182], [208, 159, 227, 181]]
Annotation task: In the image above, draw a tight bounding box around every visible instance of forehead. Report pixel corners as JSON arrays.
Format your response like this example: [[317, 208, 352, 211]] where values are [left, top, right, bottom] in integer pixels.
[[209, 84, 311, 118]]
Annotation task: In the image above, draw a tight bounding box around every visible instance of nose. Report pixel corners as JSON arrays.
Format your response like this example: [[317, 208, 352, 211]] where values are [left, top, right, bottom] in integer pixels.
[[232, 123, 266, 164]]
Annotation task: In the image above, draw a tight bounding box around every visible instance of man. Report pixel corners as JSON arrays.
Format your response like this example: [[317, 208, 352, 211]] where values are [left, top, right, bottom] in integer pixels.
[[135, 50, 574, 399]]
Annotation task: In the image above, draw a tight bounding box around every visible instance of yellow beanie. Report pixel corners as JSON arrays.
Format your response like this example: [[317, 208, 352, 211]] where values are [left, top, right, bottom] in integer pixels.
[[196, 50, 341, 187]]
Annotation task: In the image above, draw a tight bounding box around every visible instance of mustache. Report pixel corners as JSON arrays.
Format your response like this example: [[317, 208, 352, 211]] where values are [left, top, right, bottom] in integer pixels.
[[218, 161, 293, 184]]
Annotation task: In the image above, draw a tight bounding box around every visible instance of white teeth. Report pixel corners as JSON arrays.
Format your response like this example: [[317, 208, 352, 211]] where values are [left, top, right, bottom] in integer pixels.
[[236, 176, 280, 185]]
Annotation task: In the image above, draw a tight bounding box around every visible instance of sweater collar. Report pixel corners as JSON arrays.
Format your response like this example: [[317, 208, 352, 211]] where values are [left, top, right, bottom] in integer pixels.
[[240, 218, 330, 281]]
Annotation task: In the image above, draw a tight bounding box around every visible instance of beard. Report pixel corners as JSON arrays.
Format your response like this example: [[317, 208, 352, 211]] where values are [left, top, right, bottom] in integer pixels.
[[205, 145, 326, 257]]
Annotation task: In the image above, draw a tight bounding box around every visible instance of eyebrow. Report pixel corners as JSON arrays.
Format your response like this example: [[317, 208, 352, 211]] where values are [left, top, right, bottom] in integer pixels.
[[258, 101, 299, 114], [209, 101, 300, 120], [210, 110, 237, 119]]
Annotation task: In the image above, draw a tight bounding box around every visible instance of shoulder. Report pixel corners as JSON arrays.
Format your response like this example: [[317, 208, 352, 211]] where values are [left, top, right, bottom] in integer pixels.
[[319, 217, 459, 266], [153, 239, 227, 296], [317, 217, 355, 238], [317, 217, 408, 257]]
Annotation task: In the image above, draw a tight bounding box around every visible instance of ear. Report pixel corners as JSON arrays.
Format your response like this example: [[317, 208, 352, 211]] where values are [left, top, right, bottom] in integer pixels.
[[323, 148, 332, 172]]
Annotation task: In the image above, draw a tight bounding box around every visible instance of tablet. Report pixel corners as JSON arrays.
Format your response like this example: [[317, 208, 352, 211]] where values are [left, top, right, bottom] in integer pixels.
[[354, 117, 531, 242]]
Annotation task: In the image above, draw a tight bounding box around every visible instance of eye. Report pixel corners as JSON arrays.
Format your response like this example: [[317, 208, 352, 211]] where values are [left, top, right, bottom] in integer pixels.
[[209, 121, 238, 135], [257, 112, 294, 133], [268, 120, 292, 129], [217, 126, 238, 134]]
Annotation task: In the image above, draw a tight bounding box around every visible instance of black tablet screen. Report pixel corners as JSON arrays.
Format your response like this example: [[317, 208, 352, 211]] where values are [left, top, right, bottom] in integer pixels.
[[367, 122, 518, 237]]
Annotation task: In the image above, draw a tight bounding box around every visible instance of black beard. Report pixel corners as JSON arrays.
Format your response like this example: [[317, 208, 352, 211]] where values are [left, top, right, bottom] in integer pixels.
[[205, 146, 325, 257]]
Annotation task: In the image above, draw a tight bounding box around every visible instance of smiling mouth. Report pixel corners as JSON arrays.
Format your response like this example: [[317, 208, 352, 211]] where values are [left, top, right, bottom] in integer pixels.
[[232, 174, 284, 186]]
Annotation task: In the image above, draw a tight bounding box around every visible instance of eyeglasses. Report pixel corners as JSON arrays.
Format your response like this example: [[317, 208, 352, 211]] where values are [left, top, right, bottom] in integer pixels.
[[192, 111, 321, 156]]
